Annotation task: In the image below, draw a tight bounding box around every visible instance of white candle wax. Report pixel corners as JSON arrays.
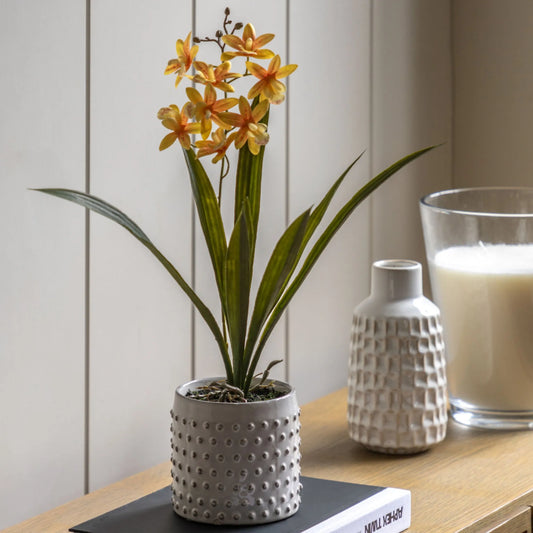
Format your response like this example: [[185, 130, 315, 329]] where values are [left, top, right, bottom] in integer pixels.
[[432, 244, 533, 411]]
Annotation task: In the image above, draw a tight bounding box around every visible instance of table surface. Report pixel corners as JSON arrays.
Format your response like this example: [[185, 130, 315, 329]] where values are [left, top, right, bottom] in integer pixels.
[[5, 388, 533, 533]]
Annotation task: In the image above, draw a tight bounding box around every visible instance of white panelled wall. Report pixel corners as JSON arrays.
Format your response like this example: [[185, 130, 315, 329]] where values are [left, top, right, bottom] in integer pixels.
[[89, 0, 193, 493], [5, 0, 533, 528], [371, 1, 452, 269], [452, 1, 533, 189], [0, 0, 86, 527]]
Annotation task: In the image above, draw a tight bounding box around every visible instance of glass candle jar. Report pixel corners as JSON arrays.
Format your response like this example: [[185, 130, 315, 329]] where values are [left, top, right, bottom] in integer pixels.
[[420, 187, 533, 429]]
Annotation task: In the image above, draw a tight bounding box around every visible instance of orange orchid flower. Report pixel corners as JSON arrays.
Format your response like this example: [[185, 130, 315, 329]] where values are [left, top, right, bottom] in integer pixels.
[[157, 104, 201, 151], [221, 23, 275, 61], [164, 32, 199, 87], [196, 128, 237, 163], [186, 85, 238, 139], [246, 55, 298, 104], [192, 61, 241, 93], [218, 96, 270, 155]]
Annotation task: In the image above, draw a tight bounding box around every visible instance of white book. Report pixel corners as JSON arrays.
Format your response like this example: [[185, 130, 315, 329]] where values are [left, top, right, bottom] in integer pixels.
[[301, 482, 410, 533]]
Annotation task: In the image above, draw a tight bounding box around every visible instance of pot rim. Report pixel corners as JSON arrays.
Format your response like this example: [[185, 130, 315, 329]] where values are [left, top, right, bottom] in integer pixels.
[[175, 377, 295, 406]]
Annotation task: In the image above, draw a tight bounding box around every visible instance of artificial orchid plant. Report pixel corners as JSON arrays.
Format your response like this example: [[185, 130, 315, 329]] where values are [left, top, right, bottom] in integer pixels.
[[36, 9, 434, 400]]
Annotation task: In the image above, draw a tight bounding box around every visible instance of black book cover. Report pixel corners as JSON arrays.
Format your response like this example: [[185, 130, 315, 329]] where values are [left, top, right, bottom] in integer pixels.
[[70, 476, 408, 533]]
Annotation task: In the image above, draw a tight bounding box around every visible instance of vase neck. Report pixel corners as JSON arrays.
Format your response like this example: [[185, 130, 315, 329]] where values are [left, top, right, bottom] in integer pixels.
[[370, 259, 423, 300]]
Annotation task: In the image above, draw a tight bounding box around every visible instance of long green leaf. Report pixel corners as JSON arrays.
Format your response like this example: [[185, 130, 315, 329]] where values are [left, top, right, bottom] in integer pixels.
[[32, 188, 152, 244], [234, 144, 265, 230], [242, 198, 255, 274], [234, 98, 269, 262], [225, 201, 253, 386], [245, 145, 437, 387], [184, 148, 228, 305], [303, 152, 365, 251], [257, 152, 365, 325], [34, 187, 233, 381], [242, 208, 311, 381]]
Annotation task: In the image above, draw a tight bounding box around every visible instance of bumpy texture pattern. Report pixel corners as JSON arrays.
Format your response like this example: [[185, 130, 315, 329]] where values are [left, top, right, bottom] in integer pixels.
[[171, 385, 301, 525], [348, 315, 447, 454]]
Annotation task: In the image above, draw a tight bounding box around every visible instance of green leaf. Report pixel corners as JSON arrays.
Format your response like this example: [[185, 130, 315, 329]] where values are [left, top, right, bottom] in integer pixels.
[[234, 98, 270, 260], [242, 208, 311, 381], [33, 187, 233, 382], [225, 201, 253, 387], [303, 152, 365, 252], [251, 152, 365, 334], [245, 145, 438, 386], [184, 148, 228, 304], [242, 198, 255, 273], [32, 188, 152, 244]]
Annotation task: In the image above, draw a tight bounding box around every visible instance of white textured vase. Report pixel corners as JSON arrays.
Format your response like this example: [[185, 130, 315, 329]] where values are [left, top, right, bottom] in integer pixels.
[[171, 378, 301, 525], [348, 260, 447, 454]]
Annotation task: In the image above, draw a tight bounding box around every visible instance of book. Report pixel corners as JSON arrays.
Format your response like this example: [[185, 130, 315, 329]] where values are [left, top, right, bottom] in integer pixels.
[[70, 476, 411, 533]]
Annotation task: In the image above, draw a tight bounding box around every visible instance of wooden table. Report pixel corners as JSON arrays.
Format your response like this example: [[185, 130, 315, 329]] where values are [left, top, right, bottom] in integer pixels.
[[5, 388, 533, 533]]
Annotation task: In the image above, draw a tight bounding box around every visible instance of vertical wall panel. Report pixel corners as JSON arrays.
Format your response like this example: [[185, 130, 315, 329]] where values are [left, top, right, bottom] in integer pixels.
[[371, 0, 453, 278], [288, 0, 372, 404], [0, 0, 86, 527], [89, 0, 192, 490], [453, 1, 533, 188], [194, 0, 288, 382]]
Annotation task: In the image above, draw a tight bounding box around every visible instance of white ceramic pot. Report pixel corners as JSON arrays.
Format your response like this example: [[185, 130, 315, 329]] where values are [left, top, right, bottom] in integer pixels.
[[347, 260, 447, 454], [170, 378, 301, 525]]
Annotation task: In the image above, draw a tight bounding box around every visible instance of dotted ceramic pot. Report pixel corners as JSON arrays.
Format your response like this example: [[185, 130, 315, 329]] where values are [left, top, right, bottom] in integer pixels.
[[347, 260, 448, 454], [170, 378, 301, 525]]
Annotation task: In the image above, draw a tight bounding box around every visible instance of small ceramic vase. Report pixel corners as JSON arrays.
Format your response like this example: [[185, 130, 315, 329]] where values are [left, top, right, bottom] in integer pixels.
[[171, 378, 301, 525], [347, 260, 447, 454]]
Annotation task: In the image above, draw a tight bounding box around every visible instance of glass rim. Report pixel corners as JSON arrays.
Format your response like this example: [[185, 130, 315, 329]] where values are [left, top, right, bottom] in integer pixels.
[[420, 186, 533, 218]]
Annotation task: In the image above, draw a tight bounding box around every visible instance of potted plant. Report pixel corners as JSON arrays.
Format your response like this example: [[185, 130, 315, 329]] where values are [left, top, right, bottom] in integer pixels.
[[35, 8, 434, 526]]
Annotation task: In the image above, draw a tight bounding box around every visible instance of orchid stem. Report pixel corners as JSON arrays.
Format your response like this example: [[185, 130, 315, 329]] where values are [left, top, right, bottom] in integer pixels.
[[218, 156, 225, 205]]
